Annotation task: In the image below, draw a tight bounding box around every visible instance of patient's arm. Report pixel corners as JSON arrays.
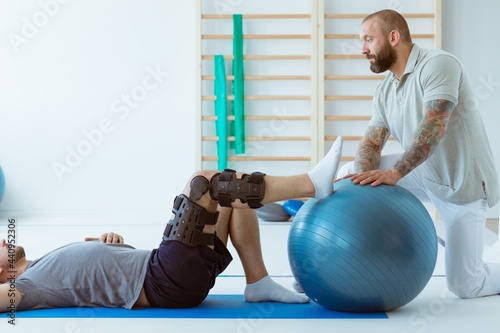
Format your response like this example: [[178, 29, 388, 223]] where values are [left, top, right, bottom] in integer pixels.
[[0, 283, 22, 313]]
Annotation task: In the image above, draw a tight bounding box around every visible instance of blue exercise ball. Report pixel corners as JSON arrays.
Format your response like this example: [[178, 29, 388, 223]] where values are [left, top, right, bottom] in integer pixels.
[[288, 179, 437, 312], [283, 199, 305, 216]]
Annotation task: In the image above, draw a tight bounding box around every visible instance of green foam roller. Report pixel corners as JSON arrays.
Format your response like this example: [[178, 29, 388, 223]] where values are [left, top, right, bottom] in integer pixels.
[[214, 55, 227, 170], [232, 14, 245, 154]]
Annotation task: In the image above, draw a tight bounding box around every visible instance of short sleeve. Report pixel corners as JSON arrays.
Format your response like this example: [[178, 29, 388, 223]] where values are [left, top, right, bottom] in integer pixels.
[[14, 277, 46, 311], [368, 84, 389, 130], [420, 54, 461, 105]]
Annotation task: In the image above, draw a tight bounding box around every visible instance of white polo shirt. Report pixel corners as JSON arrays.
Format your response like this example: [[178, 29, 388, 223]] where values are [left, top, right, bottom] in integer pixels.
[[369, 44, 499, 207]]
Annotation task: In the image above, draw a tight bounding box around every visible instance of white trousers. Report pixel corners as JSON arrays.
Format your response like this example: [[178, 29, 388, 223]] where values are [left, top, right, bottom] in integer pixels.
[[338, 154, 500, 298]]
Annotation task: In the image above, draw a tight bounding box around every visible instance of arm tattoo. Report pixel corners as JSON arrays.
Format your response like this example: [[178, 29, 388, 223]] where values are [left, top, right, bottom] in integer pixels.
[[355, 126, 389, 172], [394, 99, 455, 177]]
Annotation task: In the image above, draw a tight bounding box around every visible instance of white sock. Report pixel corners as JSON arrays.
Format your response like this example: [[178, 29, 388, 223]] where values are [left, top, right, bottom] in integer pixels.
[[244, 276, 309, 303], [307, 136, 343, 199]]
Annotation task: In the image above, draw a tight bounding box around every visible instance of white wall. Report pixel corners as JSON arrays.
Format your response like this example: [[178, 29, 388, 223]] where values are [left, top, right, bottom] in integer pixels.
[[441, 0, 500, 218], [0, 0, 197, 222], [0, 0, 498, 222]]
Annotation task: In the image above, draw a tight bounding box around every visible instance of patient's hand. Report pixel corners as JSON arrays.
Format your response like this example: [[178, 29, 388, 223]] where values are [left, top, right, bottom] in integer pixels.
[[84, 232, 124, 244]]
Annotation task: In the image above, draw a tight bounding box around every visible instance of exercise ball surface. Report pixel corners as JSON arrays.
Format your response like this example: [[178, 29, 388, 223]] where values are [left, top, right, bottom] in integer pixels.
[[283, 199, 305, 216], [288, 179, 437, 312]]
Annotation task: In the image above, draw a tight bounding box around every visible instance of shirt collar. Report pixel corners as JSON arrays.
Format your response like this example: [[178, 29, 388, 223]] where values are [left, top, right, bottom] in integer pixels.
[[391, 43, 420, 82], [403, 43, 420, 75]]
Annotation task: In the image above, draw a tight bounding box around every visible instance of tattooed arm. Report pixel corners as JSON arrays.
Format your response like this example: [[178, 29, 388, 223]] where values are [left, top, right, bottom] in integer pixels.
[[350, 99, 455, 186], [393, 99, 455, 177], [355, 126, 390, 173]]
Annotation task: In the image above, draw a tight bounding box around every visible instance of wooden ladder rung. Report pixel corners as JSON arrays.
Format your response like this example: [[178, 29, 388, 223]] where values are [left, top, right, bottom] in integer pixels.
[[325, 54, 366, 60], [203, 136, 310, 142], [325, 13, 435, 19], [203, 156, 355, 162], [202, 156, 311, 162], [325, 95, 373, 101], [202, 95, 311, 101], [325, 135, 363, 141], [325, 33, 435, 39], [202, 14, 312, 19], [202, 55, 311, 60], [202, 34, 311, 40], [325, 115, 371, 121], [202, 115, 311, 121], [202, 75, 311, 80], [325, 75, 385, 80]]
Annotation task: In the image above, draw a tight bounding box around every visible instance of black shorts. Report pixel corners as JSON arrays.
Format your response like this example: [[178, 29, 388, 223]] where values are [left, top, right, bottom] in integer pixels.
[[143, 237, 233, 308]]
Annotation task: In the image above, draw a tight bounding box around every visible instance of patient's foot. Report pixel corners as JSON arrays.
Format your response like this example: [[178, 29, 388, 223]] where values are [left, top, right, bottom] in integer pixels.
[[307, 136, 343, 199], [244, 276, 309, 303]]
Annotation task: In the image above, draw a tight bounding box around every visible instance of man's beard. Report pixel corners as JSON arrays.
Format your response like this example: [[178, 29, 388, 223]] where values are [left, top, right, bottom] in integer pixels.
[[1, 245, 25, 268], [368, 42, 397, 74], [14, 246, 25, 262]]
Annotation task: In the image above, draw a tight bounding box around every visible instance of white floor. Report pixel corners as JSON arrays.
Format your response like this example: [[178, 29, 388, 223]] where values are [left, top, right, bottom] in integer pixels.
[[2, 216, 500, 333]]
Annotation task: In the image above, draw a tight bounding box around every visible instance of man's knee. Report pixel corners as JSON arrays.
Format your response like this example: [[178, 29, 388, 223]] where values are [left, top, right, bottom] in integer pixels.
[[209, 169, 266, 208], [446, 275, 481, 299], [186, 168, 267, 209], [191, 170, 218, 181], [163, 194, 219, 246], [188, 171, 216, 201]]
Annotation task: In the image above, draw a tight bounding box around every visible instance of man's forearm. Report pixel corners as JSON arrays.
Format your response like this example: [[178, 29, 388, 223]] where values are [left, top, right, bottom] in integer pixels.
[[355, 146, 381, 173], [392, 99, 454, 177], [354, 126, 389, 172], [393, 145, 429, 177]]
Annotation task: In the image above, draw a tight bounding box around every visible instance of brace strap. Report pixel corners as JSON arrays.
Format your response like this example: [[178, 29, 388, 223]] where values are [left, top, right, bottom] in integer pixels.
[[209, 169, 266, 208], [163, 194, 219, 247]]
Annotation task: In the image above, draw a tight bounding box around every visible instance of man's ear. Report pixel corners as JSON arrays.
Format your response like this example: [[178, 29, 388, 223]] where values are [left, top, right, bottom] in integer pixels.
[[389, 29, 400, 46]]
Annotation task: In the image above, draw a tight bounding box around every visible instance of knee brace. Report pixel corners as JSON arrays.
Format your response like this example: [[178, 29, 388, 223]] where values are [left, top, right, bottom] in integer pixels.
[[209, 169, 266, 208], [163, 194, 219, 247], [188, 175, 210, 201]]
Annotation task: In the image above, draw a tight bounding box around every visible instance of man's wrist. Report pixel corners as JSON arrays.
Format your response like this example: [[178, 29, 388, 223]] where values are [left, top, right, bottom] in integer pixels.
[[389, 167, 403, 181]]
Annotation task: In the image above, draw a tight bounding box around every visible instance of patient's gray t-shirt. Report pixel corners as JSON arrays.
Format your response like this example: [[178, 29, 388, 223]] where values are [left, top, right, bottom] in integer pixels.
[[14, 241, 151, 310]]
